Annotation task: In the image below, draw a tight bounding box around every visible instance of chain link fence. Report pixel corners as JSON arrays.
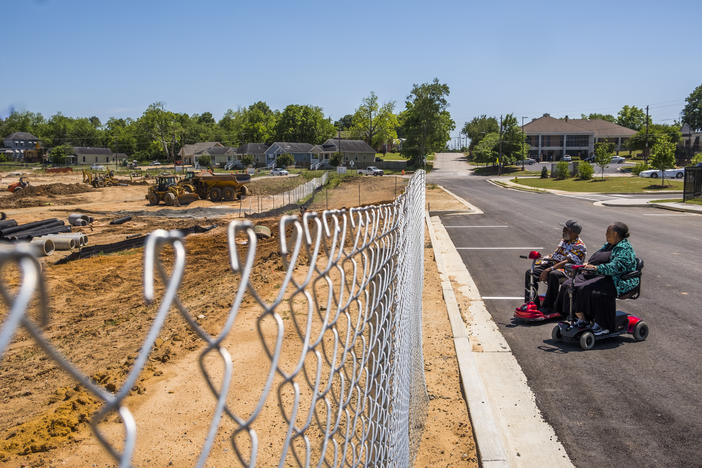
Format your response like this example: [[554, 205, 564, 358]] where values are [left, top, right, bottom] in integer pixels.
[[241, 172, 329, 216], [0, 170, 427, 467]]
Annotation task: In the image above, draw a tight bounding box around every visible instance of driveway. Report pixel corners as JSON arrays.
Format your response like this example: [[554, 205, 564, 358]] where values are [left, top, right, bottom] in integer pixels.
[[428, 153, 702, 467]]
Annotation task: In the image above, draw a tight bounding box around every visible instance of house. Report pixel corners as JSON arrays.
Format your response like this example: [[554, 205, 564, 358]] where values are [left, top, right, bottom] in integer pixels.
[[321, 139, 376, 168], [264, 142, 314, 167], [194, 146, 239, 167], [71, 147, 118, 165], [681, 123, 702, 156], [523, 114, 637, 161], [2, 132, 41, 161], [237, 143, 269, 167], [179, 142, 223, 165]]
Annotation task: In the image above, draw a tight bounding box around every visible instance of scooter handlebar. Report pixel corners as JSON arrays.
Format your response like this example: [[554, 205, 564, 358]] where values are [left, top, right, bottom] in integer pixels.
[[519, 255, 528, 259]]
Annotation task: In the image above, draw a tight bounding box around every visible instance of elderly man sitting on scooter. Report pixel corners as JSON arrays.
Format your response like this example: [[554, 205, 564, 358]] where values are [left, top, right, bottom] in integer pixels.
[[526, 219, 587, 314]]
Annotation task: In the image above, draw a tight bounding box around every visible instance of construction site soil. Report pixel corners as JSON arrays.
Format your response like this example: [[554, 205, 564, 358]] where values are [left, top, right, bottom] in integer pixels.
[[0, 174, 476, 466]]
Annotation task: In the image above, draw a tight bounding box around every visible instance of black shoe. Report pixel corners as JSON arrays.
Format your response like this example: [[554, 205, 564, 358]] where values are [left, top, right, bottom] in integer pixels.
[[540, 306, 553, 315]]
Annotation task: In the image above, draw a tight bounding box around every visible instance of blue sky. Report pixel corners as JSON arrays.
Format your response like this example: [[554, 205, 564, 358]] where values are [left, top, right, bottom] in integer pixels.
[[3, 0, 700, 134]]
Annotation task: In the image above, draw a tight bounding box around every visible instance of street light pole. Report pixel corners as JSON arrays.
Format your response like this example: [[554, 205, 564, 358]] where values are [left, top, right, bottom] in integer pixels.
[[521, 116, 528, 171]]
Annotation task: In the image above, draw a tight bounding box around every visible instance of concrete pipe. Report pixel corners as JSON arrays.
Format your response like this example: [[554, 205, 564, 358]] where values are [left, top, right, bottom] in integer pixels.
[[68, 214, 92, 226], [41, 235, 78, 250], [54, 233, 88, 246], [29, 238, 55, 256]]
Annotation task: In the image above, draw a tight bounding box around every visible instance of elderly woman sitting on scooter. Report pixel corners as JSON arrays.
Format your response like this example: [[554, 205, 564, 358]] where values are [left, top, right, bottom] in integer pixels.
[[556, 222, 639, 335], [527, 219, 587, 314]]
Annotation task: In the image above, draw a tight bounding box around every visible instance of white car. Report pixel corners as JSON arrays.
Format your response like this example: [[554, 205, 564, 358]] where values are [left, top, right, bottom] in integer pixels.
[[90, 164, 106, 171], [562, 155, 572, 161], [610, 156, 626, 163], [270, 168, 289, 176], [152, 161, 161, 165], [638, 168, 685, 179], [358, 166, 384, 176]]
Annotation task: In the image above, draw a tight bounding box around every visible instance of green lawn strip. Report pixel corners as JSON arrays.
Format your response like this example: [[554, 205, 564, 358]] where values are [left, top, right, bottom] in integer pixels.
[[377, 153, 408, 161], [647, 198, 702, 206], [684, 199, 702, 206], [474, 165, 541, 176], [512, 177, 684, 193]]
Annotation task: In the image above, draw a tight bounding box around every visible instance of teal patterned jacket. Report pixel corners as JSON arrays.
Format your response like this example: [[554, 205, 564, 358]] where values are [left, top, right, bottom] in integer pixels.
[[595, 239, 639, 295]]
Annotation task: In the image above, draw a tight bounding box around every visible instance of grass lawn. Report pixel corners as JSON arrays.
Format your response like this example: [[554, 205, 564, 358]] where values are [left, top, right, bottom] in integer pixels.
[[512, 176, 684, 193], [377, 152, 408, 161], [648, 198, 702, 206], [474, 165, 541, 176]]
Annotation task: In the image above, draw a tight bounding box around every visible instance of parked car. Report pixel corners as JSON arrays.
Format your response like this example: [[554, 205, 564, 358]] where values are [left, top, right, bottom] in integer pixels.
[[224, 160, 244, 170], [311, 161, 334, 170], [610, 156, 626, 163], [358, 166, 384, 176], [583, 155, 595, 163], [90, 164, 106, 171], [375, 156, 383, 162], [562, 155, 572, 161], [270, 168, 289, 176], [152, 161, 161, 165], [695, 162, 702, 168], [516, 158, 537, 165], [638, 168, 685, 179]]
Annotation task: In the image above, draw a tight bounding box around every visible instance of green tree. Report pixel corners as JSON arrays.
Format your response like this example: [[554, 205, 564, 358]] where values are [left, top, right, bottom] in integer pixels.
[[49, 144, 72, 165], [334, 114, 353, 130], [274, 105, 335, 144], [594, 141, 614, 180], [627, 124, 682, 158], [462, 115, 499, 151], [499, 114, 528, 165], [650, 140, 676, 186], [0, 110, 45, 138], [581, 113, 616, 123], [472, 132, 499, 165], [138, 102, 183, 161], [350, 92, 399, 148], [275, 153, 294, 168], [617, 105, 648, 131], [330, 152, 342, 167], [239, 101, 278, 144], [400, 78, 455, 166], [682, 83, 702, 131], [105, 117, 137, 155]]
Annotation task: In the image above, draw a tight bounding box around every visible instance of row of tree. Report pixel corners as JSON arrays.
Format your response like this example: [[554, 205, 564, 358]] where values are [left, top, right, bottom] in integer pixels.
[[0, 78, 456, 166]]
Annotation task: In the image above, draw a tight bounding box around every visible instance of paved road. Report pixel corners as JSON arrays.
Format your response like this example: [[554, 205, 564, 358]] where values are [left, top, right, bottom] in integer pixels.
[[428, 153, 702, 467]]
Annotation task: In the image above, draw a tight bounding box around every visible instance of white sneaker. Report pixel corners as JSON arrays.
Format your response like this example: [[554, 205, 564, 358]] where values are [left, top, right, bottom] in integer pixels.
[[592, 323, 609, 335]]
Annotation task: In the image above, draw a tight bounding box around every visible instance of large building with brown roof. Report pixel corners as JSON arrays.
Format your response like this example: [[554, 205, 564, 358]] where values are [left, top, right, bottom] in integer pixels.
[[523, 114, 637, 161]]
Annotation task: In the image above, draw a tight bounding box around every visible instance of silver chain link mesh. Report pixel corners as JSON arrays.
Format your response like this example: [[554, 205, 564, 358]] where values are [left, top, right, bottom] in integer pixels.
[[0, 170, 427, 467]]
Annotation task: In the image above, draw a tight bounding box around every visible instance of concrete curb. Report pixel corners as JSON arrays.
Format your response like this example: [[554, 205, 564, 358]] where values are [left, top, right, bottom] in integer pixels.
[[425, 208, 573, 467], [436, 185, 485, 214], [425, 210, 508, 467], [648, 202, 702, 214], [490, 177, 683, 196]]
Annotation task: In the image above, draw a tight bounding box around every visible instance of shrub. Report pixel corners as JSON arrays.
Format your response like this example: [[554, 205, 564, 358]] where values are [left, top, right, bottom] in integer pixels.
[[197, 154, 211, 167], [540, 166, 548, 178], [692, 153, 702, 165], [330, 153, 342, 167], [578, 161, 594, 180], [631, 162, 650, 175], [275, 153, 294, 168], [555, 161, 570, 180], [240, 154, 254, 167]]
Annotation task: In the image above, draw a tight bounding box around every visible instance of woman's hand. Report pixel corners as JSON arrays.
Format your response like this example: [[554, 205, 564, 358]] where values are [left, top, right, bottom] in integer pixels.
[[582, 263, 598, 271]]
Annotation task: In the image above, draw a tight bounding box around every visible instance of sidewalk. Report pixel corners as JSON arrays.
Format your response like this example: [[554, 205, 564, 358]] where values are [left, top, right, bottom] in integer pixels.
[[600, 198, 702, 214]]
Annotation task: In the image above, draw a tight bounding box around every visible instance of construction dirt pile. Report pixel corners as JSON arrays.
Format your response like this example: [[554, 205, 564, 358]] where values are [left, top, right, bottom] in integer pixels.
[[13, 183, 94, 198]]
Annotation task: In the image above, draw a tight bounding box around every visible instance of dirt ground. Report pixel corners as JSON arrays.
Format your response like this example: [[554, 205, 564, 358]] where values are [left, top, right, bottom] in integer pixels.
[[0, 173, 476, 466]]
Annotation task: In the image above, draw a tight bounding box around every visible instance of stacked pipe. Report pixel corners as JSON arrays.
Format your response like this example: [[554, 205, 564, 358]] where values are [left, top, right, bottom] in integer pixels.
[[68, 213, 94, 226], [0, 218, 71, 242]]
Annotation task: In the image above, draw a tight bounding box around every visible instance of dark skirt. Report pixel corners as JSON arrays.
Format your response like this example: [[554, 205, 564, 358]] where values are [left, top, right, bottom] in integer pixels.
[[556, 273, 617, 330]]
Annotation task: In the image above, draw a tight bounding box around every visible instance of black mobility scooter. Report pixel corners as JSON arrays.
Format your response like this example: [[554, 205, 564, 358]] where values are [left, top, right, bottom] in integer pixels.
[[551, 259, 649, 350]]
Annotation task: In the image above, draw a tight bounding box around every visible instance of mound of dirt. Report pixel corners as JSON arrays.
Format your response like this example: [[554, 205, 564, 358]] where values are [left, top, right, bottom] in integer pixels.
[[13, 183, 94, 198]]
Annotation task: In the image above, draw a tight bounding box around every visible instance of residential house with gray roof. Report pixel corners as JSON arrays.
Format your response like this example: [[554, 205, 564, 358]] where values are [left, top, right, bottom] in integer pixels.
[[2, 132, 41, 161], [179, 142, 223, 164], [194, 146, 239, 167], [321, 139, 376, 168], [71, 147, 122, 165], [265, 142, 314, 167], [237, 143, 269, 167]]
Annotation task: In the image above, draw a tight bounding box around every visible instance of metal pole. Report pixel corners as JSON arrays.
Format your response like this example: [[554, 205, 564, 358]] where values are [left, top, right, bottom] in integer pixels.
[[394, 176, 397, 197], [644, 105, 650, 164], [499, 115, 503, 176], [358, 181, 361, 206]]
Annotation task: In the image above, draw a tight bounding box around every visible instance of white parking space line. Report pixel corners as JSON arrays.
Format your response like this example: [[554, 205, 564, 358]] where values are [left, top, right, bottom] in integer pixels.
[[642, 213, 695, 217], [482, 296, 523, 300], [444, 225, 509, 228], [456, 247, 544, 250]]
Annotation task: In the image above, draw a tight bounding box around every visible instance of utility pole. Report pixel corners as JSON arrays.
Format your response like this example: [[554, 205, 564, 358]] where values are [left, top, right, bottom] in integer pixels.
[[521, 116, 528, 170], [498, 115, 503, 175], [644, 105, 650, 164]]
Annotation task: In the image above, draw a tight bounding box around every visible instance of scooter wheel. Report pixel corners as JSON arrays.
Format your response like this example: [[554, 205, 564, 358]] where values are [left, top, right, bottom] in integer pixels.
[[551, 325, 562, 341], [633, 321, 649, 342], [579, 331, 595, 350]]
